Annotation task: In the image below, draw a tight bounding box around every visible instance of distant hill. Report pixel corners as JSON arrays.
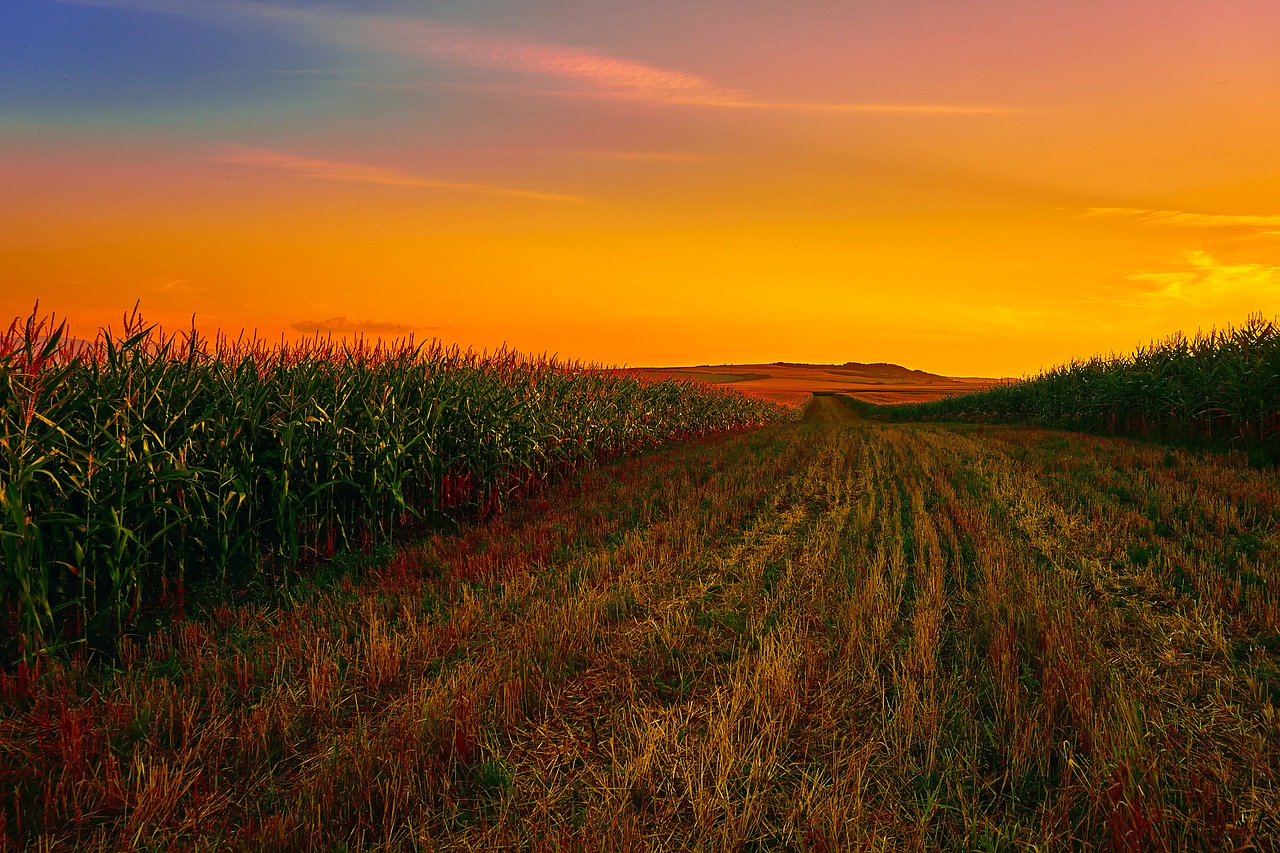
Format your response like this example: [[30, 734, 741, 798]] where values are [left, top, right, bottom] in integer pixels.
[[769, 362, 948, 382], [620, 361, 995, 405]]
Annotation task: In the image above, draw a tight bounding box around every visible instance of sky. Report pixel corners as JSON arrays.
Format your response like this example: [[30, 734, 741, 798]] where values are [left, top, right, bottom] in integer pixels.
[[3, 0, 1279, 375]]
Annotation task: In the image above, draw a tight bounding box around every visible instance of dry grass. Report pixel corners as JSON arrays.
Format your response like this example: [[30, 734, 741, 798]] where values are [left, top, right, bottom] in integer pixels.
[[2, 416, 1278, 850]]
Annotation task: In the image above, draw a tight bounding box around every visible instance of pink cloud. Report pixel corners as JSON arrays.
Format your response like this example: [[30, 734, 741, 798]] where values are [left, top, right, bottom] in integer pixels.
[[365, 20, 722, 102], [65, 3, 1020, 114], [571, 150, 713, 162], [362, 19, 1019, 114], [214, 147, 581, 202]]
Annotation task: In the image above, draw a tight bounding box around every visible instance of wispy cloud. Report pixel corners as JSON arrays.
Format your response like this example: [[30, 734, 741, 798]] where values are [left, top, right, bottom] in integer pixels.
[[1006, 251, 1280, 337], [571, 150, 712, 162], [1086, 206, 1280, 229], [1127, 250, 1280, 303], [146, 278, 205, 294], [366, 19, 717, 101], [58, 0, 1020, 115], [361, 18, 1020, 113], [684, 99, 1021, 114], [291, 316, 418, 336], [214, 147, 581, 201]]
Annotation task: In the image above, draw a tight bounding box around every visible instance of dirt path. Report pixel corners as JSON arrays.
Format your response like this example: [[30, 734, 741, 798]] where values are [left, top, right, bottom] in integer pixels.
[[800, 393, 863, 424]]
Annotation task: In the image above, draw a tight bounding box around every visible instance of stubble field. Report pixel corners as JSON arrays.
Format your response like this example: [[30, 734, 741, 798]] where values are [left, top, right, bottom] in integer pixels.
[[4, 396, 1279, 850]]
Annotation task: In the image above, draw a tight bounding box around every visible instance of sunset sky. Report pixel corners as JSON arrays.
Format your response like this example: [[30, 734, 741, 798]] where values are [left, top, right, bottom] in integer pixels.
[[3, 0, 1279, 375]]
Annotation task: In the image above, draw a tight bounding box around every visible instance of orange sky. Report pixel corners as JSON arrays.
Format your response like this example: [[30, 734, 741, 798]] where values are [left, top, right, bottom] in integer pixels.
[[4, 0, 1280, 375]]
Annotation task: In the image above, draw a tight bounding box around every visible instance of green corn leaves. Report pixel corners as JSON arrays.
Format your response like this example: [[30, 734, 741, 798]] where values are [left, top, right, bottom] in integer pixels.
[[868, 314, 1280, 462], [0, 306, 792, 663]]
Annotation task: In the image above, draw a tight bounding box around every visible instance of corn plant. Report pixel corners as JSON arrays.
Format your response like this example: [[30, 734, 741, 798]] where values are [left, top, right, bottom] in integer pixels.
[[0, 305, 796, 663], [861, 314, 1280, 461]]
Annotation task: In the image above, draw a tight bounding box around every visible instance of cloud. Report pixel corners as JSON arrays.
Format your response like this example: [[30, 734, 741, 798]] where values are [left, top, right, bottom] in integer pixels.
[[146, 278, 205, 294], [690, 99, 1021, 114], [365, 19, 718, 100], [950, 253, 1280, 345], [291, 316, 418, 336], [215, 147, 581, 201], [1085, 207, 1280, 229], [360, 18, 1020, 113], [571, 150, 712, 162], [58, 0, 1019, 115], [960, 305, 1049, 331], [1127, 250, 1280, 303]]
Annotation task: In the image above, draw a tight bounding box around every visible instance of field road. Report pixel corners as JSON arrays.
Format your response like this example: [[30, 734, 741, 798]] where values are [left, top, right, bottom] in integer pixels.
[[800, 393, 863, 424], [7, 415, 1279, 850]]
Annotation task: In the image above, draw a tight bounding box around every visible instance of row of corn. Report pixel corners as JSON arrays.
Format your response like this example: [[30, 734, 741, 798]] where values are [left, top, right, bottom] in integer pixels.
[[0, 307, 795, 663], [863, 314, 1280, 460]]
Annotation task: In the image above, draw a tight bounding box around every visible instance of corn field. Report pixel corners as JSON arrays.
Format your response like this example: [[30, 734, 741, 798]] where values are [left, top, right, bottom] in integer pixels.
[[0, 307, 794, 664], [860, 314, 1280, 462]]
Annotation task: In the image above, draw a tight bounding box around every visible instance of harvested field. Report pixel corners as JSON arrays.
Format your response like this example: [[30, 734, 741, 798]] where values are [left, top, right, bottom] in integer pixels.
[[4, 398, 1278, 850]]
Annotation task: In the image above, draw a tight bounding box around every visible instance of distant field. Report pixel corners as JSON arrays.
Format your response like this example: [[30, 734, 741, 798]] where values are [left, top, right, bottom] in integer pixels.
[[616, 370, 768, 384], [622, 361, 997, 404], [5, 396, 1277, 850]]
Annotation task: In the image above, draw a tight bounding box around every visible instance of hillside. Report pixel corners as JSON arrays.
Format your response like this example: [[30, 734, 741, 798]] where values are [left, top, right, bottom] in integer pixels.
[[617, 361, 996, 405], [778, 360, 947, 381]]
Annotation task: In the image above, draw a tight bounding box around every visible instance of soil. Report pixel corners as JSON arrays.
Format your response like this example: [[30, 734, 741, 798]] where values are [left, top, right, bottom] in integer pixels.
[[800, 394, 863, 424]]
